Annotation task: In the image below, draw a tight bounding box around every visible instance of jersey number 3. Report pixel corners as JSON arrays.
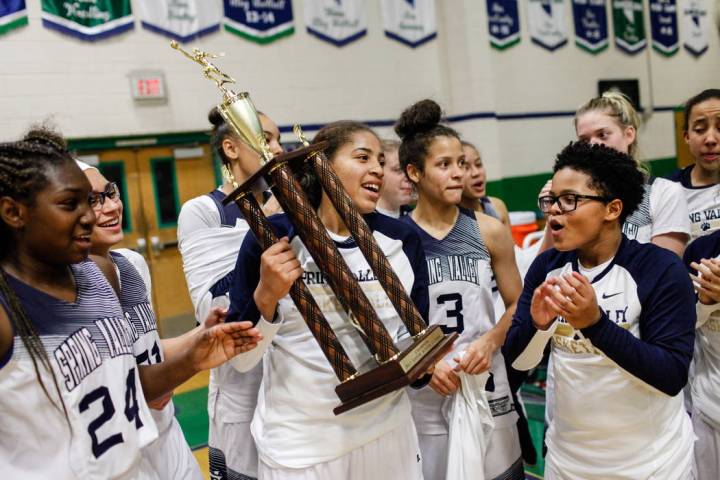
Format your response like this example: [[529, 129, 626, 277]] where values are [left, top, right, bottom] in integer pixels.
[[79, 367, 144, 458], [437, 293, 464, 334]]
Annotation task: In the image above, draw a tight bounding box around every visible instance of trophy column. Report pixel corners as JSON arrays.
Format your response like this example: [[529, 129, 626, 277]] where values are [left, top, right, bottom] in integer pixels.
[[267, 162, 399, 362], [296, 137, 426, 337], [234, 191, 357, 381]]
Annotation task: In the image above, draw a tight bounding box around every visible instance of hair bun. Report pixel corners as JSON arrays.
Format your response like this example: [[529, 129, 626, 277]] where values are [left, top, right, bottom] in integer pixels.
[[394, 99, 442, 139], [208, 107, 225, 128]]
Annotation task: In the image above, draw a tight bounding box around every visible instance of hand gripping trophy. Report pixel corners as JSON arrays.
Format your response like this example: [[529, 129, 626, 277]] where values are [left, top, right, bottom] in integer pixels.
[[172, 42, 456, 414]]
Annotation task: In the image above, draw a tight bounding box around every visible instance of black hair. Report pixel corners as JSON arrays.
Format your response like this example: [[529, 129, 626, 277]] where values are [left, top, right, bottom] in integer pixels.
[[300, 120, 379, 209], [208, 106, 267, 165], [394, 99, 460, 173], [684, 89, 720, 132], [553, 141, 644, 224], [0, 127, 74, 428]]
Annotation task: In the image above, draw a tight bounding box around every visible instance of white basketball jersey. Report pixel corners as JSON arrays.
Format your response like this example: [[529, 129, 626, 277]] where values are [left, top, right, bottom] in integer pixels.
[[0, 261, 158, 479], [403, 209, 518, 435], [669, 165, 720, 241], [229, 212, 429, 469]]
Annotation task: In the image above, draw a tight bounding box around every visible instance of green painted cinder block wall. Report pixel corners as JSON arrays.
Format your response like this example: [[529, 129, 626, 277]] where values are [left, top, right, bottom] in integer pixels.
[[486, 157, 678, 214]]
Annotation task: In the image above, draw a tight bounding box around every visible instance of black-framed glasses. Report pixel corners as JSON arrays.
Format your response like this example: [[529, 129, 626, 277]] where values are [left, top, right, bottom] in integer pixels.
[[538, 193, 610, 214], [88, 182, 120, 210]]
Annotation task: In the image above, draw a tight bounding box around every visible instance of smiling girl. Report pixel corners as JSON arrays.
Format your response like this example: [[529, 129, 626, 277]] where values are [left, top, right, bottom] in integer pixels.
[[79, 161, 203, 480], [225, 121, 430, 480], [0, 127, 261, 479]]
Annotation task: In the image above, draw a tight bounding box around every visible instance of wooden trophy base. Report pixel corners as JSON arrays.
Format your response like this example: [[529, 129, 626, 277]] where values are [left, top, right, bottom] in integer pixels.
[[333, 325, 457, 415]]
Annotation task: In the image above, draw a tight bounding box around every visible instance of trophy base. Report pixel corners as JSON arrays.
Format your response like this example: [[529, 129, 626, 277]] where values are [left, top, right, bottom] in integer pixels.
[[333, 325, 457, 415]]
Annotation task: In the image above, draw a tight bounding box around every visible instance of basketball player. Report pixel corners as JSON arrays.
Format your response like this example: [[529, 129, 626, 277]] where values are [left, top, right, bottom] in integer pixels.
[[505, 141, 695, 479], [377, 139, 414, 218], [0, 127, 260, 479], [80, 161, 203, 479], [668, 89, 720, 241], [395, 99, 524, 480], [459, 141, 509, 227], [684, 230, 720, 480], [177, 108, 283, 480], [226, 121, 429, 480]]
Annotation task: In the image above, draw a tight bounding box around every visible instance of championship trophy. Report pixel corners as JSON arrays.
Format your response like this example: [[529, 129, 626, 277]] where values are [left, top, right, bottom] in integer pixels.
[[172, 42, 456, 415]]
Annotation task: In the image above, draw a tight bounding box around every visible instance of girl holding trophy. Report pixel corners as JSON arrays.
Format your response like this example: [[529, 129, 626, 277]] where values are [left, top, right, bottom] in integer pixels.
[[177, 107, 283, 480], [395, 99, 524, 480], [226, 121, 429, 480]]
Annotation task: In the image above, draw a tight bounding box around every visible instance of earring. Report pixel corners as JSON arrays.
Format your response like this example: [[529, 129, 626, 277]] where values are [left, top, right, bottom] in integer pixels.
[[222, 164, 239, 189]]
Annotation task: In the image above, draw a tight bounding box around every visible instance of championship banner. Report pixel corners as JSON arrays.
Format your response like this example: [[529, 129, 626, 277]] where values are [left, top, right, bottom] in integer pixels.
[[0, 0, 28, 36], [41, 0, 134, 41], [528, 0, 568, 51], [305, 0, 367, 47], [381, 0, 436, 48], [649, 0, 679, 55], [486, 0, 521, 50], [138, 0, 222, 43], [223, 0, 294, 44], [611, 0, 646, 54], [572, 0, 609, 54], [680, 0, 709, 56]]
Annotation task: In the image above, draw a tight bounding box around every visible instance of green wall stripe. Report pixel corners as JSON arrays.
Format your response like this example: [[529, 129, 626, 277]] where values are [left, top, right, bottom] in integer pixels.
[[68, 131, 210, 152], [487, 156, 679, 213]]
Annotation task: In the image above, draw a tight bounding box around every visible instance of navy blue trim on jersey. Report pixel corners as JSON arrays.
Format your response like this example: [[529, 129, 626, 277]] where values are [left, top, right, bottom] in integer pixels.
[[227, 211, 429, 325], [207, 189, 244, 228], [667, 164, 715, 191], [684, 229, 720, 272], [504, 236, 696, 396], [0, 294, 13, 369]]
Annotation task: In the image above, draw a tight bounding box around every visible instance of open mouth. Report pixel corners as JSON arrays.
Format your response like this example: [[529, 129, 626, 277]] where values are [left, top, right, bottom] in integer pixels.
[[549, 218, 564, 232], [473, 181, 485, 189], [98, 218, 120, 228], [362, 183, 380, 194], [73, 234, 91, 245]]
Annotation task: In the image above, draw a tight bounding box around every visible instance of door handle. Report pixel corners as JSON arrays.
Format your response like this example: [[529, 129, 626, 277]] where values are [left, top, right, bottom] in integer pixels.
[[150, 236, 162, 255], [150, 236, 179, 255], [136, 238, 147, 256]]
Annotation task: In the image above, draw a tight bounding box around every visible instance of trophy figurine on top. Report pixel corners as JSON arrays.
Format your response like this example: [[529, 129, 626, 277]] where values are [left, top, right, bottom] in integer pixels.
[[171, 41, 457, 415]]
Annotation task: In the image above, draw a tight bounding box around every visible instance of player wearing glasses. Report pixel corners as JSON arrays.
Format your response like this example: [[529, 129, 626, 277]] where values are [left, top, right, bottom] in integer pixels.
[[504, 141, 696, 480]]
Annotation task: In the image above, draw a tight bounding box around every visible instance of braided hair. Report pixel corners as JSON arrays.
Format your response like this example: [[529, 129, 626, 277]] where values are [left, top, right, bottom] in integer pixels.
[[0, 127, 74, 427]]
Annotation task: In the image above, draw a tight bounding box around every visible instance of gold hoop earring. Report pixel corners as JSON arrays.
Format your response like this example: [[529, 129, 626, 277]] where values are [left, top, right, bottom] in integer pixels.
[[222, 164, 239, 189]]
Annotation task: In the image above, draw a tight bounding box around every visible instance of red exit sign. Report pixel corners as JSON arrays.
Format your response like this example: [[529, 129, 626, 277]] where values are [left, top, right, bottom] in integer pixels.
[[129, 71, 167, 100]]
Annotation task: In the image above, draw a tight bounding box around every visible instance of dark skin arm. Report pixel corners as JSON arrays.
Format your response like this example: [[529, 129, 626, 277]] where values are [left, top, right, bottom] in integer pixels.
[[90, 256, 263, 403], [0, 305, 11, 361], [137, 308, 260, 402]]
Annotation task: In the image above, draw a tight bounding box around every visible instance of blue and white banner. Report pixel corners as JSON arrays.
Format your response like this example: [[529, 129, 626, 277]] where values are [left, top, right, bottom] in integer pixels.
[[572, 0, 609, 54], [138, 0, 221, 43], [680, 0, 709, 56], [649, 0, 679, 55], [0, 0, 28, 36], [305, 0, 366, 47], [381, 0, 436, 48], [223, 0, 294, 44], [486, 0, 521, 49], [41, 0, 134, 41], [528, 0, 568, 51]]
